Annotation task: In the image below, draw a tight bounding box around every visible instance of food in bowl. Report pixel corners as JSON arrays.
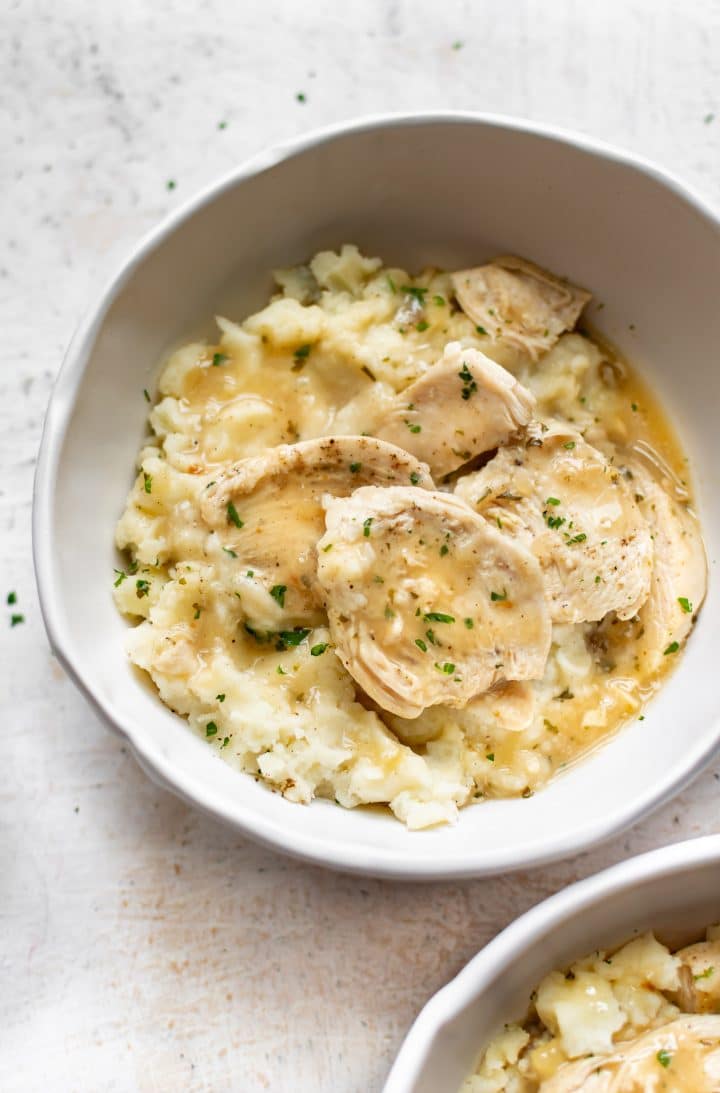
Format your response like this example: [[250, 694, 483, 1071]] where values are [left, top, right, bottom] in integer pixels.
[[463, 925, 720, 1091], [113, 243, 706, 829]]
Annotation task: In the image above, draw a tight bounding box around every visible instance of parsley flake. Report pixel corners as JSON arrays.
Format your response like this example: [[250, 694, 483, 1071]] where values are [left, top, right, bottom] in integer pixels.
[[10, 613, 24, 627], [401, 285, 427, 303], [663, 641, 680, 655], [226, 501, 244, 528], [678, 596, 693, 614], [475, 325, 487, 335], [546, 497, 561, 506], [222, 546, 238, 558], [656, 1050, 672, 1068], [143, 388, 151, 402], [416, 320, 429, 332], [404, 420, 422, 434], [135, 579, 151, 599], [363, 517, 373, 537], [458, 361, 478, 400], [212, 352, 228, 367], [415, 638, 428, 653], [270, 584, 287, 607], [424, 612, 455, 624], [410, 471, 421, 485], [563, 440, 576, 450], [216, 693, 226, 702], [143, 471, 152, 494], [464, 618, 474, 629], [490, 590, 507, 602], [205, 721, 218, 737], [277, 628, 310, 649], [310, 643, 329, 656], [7, 591, 17, 605], [293, 343, 311, 362], [350, 462, 362, 473], [439, 544, 449, 556]]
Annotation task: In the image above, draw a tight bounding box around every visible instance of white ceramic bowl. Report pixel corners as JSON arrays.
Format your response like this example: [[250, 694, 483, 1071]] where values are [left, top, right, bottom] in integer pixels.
[[383, 834, 720, 1092], [34, 112, 720, 879]]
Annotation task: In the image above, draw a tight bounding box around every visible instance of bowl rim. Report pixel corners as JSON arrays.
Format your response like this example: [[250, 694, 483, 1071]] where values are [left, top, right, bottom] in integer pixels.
[[32, 110, 720, 879], [382, 833, 720, 1091]]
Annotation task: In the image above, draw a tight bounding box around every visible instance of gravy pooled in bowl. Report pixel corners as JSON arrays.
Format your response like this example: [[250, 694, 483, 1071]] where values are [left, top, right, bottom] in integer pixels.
[[463, 927, 720, 1092], [113, 245, 706, 828]]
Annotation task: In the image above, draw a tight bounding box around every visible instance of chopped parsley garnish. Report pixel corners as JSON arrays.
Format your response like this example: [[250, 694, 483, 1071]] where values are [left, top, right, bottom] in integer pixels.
[[563, 440, 576, 450], [433, 295, 445, 306], [545, 512, 566, 530], [135, 579, 151, 599], [226, 501, 244, 528], [486, 753, 495, 762], [310, 643, 329, 656], [212, 352, 228, 367], [451, 39, 463, 49], [321, 543, 333, 553], [216, 693, 226, 702], [439, 544, 449, 556], [464, 618, 474, 629], [434, 661, 455, 674], [458, 362, 478, 400], [10, 613, 24, 627], [276, 665, 287, 675], [387, 275, 397, 293], [425, 628, 438, 645], [296, 91, 306, 103], [218, 120, 228, 130], [363, 517, 373, 537], [410, 471, 421, 485], [143, 471, 152, 494], [113, 561, 138, 587], [166, 179, 176, 191], [404, 420, 422, 434], [546, 497, 561, 506], [277, 628, 311, 649], [270, 584, 287, 607], [415, 638, 428, 653], [222, 546, 238, 558], [350, 462, 362, 473], [293, 343, 312, 362], [193, 604, 202, 619], [416, 320, 429, 332], [7, 591, 16, 605], [656, 1050, 672, 1068], [594, 575, 602, 584], [678, 596, 693, 614], [694, 965, 715, 980], [424, 612, 455, 623], [663, 641, 680, 655], [246, 570, 254, 578], [475, 325, 487, 335], [206, 721, 218, 737], [401, 285, 428, 303], [565, 533, 587, 545], [143, 388, 151, 402], [490, 590, 507, 602], [221, 736, 230, 748]]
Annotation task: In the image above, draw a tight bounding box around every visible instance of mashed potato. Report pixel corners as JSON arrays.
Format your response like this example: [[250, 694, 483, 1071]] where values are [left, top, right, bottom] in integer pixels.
[[113, 245, 703, 828], [464, 927, 720, 1091]]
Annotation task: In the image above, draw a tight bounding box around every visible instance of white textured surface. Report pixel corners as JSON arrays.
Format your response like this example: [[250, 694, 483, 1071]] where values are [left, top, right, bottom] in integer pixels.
[[2, 2, 720, 1090]]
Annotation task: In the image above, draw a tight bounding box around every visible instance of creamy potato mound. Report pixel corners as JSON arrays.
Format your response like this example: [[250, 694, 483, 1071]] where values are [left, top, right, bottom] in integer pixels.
[[114, 244, 704, 829], [464, 927, 720, 1092]]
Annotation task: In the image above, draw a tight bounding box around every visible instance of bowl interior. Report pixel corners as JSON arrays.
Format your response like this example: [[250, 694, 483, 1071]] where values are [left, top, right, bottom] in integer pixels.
[[37, 116, 720, 876], [390, 846, 720, 1092]]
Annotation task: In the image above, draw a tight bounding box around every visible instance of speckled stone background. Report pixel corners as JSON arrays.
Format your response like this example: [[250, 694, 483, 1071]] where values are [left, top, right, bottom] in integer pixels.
[[2, 1, 720, 1090]]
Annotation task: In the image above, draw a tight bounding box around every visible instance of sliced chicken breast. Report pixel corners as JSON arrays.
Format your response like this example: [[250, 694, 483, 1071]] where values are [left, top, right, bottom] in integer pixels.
[[540, 1015, 720, 1092], [623, 455, 706, 674], [672, 940, 720, 1015], [455, 427, 653, 624], [451, 255, 591, 361], [375, 342, 535, 477], [201, 437, 434, 624], [316, 486, 551, 718]]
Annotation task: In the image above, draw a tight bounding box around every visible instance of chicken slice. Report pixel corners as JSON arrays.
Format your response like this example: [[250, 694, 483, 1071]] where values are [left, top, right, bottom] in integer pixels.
[[375, 342, 535, 477], [451, 255, 591, 361], [201, 437, 434, 624], [672, 940, 720, 1014], [622, 455, 706, 675], [316, 486, 551, 718], [540, 1015, 720, 1092], [455, 427, 653, 624]]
